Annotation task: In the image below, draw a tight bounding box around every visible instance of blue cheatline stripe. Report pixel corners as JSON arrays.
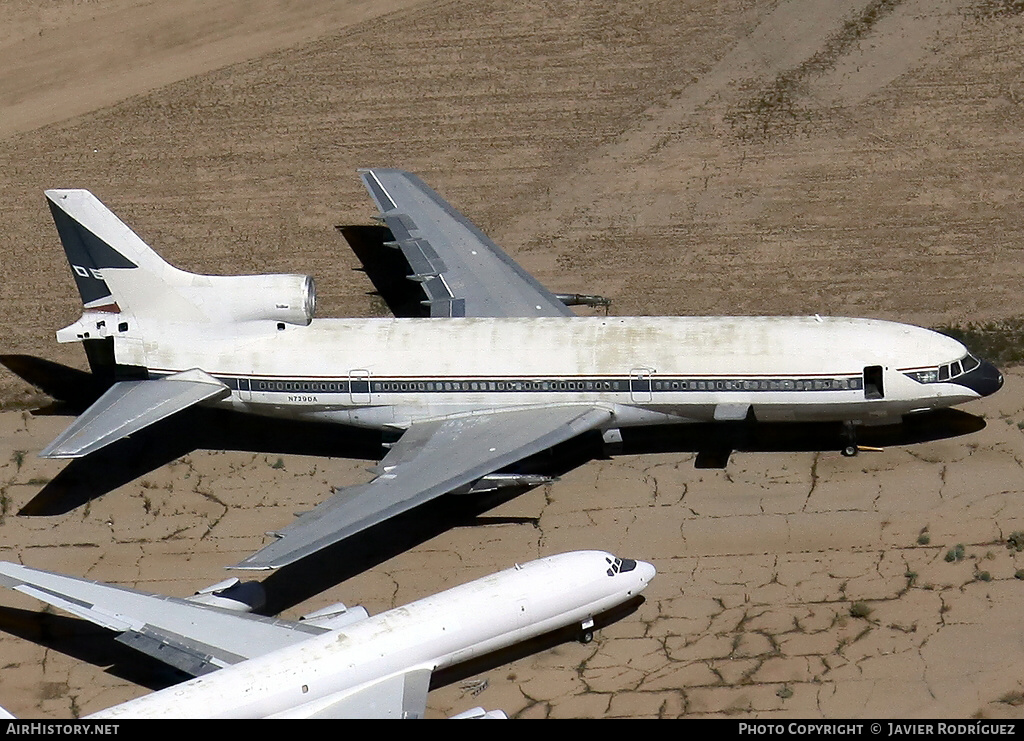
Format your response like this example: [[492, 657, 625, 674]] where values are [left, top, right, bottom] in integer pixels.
[[149, 371, 864, 395]]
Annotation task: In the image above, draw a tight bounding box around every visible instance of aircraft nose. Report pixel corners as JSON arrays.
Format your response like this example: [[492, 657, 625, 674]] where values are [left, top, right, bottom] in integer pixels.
[[956, 359, 1004, 397], [637, 560, 656, 585]]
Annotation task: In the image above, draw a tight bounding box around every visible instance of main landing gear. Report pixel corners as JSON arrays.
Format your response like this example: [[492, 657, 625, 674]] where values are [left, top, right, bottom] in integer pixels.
[[841, 421, 859, 457]]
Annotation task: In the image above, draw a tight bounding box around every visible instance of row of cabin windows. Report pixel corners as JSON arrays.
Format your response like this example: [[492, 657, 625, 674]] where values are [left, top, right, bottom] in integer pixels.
[[257, 381, 342, 391], [373, 380, 622, 392], [653, 378, 861, 391], [252, 378, 861, 393]]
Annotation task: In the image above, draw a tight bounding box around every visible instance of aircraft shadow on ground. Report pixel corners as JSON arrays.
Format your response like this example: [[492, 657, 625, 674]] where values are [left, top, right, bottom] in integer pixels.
[[16, 407, 384, 516], [257, 487, 535, 614], [613, 408, 987, 468], [0, 597, 646, 709], [0, 357, 991, 705], [2, 354, 987, 611], [337, 224, 426, 318], [0, 606, 189, 692]]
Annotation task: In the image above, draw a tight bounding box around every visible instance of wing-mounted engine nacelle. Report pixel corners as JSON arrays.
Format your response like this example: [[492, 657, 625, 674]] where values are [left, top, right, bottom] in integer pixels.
[[601, 427, 623, 455], [555, 293, 610, 309], [450, 473, 555, 495], [187, 578, 267, 613], [299, 602, 370, 630], [449, 707, 509, 719], [206, 273, 316, 326]]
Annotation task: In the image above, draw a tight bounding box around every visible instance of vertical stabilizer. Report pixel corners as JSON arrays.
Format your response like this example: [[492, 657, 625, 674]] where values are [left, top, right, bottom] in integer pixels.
[[46, 190, 317, 335], [47, 192, 140, 313], [45, 190, 209, 327]]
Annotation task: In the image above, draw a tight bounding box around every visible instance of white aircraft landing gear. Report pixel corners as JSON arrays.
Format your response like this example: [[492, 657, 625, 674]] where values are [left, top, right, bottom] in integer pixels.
[[579, 617, 595, 644]]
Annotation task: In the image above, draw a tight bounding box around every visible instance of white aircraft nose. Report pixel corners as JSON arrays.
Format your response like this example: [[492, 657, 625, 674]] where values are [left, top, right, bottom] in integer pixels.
[[637, 560, 656, 585]]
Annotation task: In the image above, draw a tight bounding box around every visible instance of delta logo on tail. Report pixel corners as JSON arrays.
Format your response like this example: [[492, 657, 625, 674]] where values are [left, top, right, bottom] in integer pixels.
[[47, 195, 137, 313]]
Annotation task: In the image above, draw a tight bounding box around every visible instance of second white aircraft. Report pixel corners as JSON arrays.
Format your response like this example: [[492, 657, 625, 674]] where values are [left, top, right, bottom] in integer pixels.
[[0, 550, 653, 718], [34, 169, 1002, 568]]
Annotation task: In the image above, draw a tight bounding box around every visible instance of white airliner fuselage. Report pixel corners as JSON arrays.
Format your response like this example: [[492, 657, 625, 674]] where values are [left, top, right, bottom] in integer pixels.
[[75, 551, 653, 719], [124, 313, 995, 430]]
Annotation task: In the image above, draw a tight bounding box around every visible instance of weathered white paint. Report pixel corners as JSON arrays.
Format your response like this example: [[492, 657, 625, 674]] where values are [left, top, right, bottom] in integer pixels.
[[113, 314, 978, 428], [87, 551, 654, 719]]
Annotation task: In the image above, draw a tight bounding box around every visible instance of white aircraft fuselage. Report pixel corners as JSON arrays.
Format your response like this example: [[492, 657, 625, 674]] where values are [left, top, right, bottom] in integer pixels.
[[84, 551, 654, 719], [126, 313, 999, 431]]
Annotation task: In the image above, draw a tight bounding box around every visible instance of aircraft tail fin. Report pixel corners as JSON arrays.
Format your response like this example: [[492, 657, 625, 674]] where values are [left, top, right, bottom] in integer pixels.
[[45, 190, 317, 335], [45, 190, 189, 318]]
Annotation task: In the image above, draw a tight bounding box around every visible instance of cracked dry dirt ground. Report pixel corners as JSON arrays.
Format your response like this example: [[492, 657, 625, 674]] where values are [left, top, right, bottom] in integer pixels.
[[2, 375, 1024, 719], [3, 0, 1024, 721]]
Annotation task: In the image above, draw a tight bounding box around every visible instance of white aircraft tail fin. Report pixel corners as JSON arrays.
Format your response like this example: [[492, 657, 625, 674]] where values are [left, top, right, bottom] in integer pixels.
[[45, 190, 316, 333], [46, 189, 193, 319]]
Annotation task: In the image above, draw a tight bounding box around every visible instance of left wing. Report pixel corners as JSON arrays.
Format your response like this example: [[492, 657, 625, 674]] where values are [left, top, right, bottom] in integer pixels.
[[0, 562, 327, 676], [235, 405, 611, 570], [358, 168, 574, 318]]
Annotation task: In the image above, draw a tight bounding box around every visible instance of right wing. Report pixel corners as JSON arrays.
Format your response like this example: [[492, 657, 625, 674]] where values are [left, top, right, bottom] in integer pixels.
[[0, 561, 327, 677], [40, 368, 229, 458], [358, 168, 574, 318], [235, 405, 611, 570]]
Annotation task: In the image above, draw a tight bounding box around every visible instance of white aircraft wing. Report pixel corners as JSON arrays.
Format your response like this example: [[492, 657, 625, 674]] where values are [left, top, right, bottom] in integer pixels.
[[358, 168, 574, 318], [40, 369, 230, 459], [0, 562, 327, 676], [235, 405, 612, 570]]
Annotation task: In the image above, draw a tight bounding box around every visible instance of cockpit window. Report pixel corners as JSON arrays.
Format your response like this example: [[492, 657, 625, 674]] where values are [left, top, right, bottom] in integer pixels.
[[605, 556, 634, 576], [905, 353, 981, 385]]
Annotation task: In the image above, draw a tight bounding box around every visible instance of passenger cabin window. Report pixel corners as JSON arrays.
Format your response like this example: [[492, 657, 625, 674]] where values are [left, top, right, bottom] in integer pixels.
[[863, 366, 884, 400]]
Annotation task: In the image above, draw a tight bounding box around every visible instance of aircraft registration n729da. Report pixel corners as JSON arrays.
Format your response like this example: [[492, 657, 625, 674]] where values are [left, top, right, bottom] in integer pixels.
[[37, 169, 1003, 569]]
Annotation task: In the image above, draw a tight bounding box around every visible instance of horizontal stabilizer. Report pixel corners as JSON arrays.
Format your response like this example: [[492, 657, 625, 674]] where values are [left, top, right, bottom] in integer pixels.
[[40, 369, 230, 459]]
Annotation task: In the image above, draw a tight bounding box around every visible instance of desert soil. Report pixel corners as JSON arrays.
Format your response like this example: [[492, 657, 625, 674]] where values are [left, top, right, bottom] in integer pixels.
[[1, 0, 1024, 719]]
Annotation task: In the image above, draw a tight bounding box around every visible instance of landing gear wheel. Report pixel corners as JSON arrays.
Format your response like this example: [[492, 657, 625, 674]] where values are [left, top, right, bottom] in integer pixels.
[[579, 630, 594, 644], [841, 421, 859, 457]]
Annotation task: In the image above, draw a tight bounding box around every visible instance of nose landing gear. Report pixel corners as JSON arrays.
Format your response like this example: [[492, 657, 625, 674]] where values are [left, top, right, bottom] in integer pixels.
[[579, 617, 595, 644], [840, 421, 884, 457], [841, 421, 859, 457]]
